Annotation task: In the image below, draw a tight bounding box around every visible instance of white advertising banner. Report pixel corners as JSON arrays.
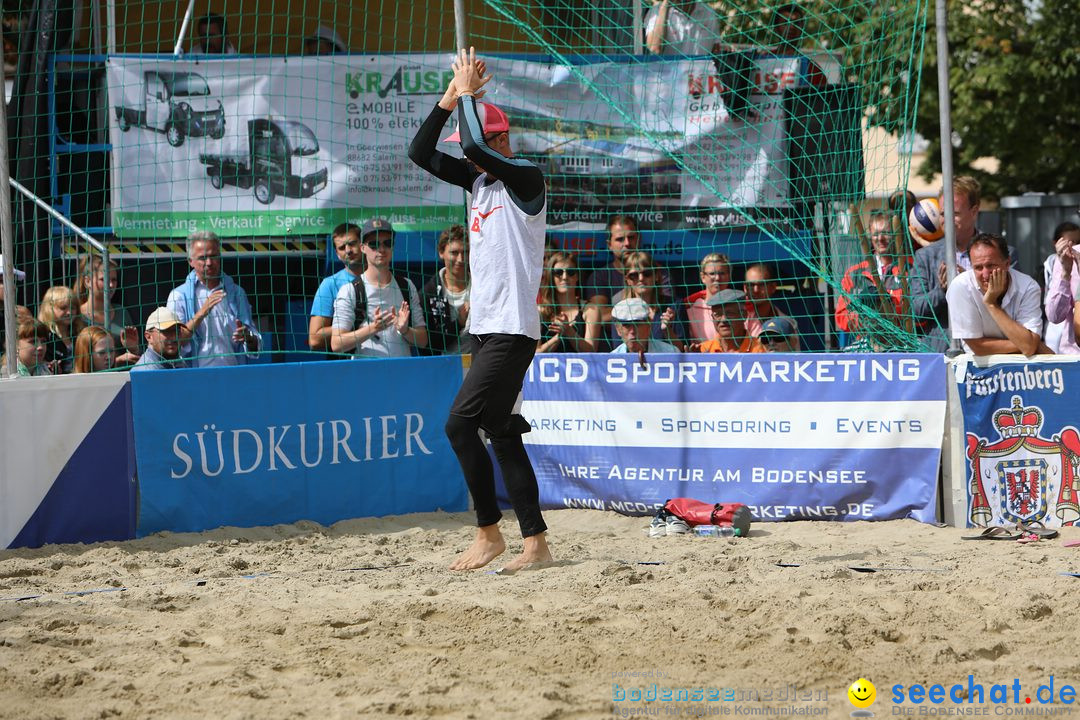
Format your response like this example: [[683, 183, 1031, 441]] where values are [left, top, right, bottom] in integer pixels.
[[106, 53, 837, 238]]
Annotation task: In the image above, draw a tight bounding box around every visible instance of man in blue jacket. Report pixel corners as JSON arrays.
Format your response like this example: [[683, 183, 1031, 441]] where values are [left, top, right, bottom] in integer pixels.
[[167, 231, 262, 367]]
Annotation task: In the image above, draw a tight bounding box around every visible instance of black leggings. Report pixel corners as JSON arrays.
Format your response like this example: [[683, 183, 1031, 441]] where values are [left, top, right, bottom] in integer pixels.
[[444, 333, 547, 538]]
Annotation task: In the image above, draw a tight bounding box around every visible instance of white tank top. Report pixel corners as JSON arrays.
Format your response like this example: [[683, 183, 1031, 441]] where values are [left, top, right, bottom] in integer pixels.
[[466, 174, 546, 339]]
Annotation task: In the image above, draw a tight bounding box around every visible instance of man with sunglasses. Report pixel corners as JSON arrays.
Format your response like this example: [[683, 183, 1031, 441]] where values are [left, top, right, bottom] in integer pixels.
[[697, 289, 765, 353], [758, 316, 799, 353], [408, 48, 552, 572], [330, 218, 427, 358]]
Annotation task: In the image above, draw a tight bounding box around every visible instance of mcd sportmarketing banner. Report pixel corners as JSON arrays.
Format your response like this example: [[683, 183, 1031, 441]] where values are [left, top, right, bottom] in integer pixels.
[[521, 353, 947, 522]]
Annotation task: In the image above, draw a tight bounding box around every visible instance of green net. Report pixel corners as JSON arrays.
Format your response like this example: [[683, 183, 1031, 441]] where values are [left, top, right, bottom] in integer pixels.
[[1, 0, 933, 373]]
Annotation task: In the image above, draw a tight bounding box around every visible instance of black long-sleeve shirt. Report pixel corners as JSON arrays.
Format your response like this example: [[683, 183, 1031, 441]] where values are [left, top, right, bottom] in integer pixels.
[[407, 96, 545, 215]]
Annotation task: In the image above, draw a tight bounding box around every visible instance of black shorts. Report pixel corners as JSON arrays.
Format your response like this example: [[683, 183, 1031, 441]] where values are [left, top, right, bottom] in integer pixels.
[[449, 333, 536, 437]]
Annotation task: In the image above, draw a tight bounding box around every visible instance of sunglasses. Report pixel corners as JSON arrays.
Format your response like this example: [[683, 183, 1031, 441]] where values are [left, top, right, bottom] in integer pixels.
[[626, 270, 654, 281], [364, 238, 394, 250], [551, 268, 577, 278]]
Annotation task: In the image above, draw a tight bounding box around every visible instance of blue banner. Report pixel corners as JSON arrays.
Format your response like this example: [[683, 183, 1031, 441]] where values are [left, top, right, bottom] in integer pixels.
[[131, 358, 468, 534], [521, 353, 946, 522], [1, 374, 135, 549], [956, 360, 1080, 528]]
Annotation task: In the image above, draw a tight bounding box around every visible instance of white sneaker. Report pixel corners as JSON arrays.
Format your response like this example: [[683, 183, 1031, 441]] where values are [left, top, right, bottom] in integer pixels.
[[666, 515, 690, 535]]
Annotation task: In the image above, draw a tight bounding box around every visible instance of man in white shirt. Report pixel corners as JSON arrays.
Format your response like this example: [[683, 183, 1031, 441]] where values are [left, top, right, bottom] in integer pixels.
[[166, 231, 262, 367], [330, 218, 427, 358], [946, 234, 1049, 356], [409, 49, 552, 572]]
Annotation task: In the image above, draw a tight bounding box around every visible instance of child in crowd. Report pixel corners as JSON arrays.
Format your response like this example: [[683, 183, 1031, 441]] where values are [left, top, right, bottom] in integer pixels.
[[0, 320, 52, 377], [73, 325, 118, 374], [38, 286, 86, 374]]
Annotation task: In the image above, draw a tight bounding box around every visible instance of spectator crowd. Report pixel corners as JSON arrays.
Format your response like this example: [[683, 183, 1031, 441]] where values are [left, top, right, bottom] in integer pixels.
[[3, 172, 1076, 378]]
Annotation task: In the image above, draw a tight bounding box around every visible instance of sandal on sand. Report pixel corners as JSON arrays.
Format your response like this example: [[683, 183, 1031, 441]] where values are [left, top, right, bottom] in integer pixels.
[[1019, 521, 1060, 540], [962, 526, 1022, 541]]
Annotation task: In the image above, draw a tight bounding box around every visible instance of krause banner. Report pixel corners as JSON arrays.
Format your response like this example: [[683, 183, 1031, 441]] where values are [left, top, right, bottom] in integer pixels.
[[956, 359, 1080, 529], [105, 53, 838, 239], [130, 357, 468, 535], [521, 353, 945, 522]]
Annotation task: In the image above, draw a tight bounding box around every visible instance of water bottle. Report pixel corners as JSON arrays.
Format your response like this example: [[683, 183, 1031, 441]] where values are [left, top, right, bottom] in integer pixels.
[[694, 524, 741, 537]]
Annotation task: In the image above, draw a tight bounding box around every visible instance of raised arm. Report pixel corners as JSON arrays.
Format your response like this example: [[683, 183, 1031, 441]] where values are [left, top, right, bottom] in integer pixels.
[[645, 0, 671, 55], [451, 49, 545, 212], [456, 96, 545, 209], [407, 72, 478, 191]]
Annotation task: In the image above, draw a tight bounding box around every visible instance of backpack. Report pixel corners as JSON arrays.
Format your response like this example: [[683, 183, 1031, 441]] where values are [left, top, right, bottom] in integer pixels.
[[663, 498, 752, 535], [352, 274, 413, 331]]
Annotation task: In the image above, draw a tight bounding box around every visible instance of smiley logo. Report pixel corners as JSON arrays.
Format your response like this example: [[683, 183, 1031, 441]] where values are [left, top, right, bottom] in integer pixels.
[[848, 678, 876, 710]]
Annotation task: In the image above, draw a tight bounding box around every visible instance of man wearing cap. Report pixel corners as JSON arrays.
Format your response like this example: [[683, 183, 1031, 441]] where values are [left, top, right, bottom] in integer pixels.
[[759, 316, 799, 353], [166, 230, 262, 367], [309, 222, 366, 353], [611, 298, 681, 354], [408, 48, 552, 572], [131, 308, 188, 371], [697, 289, 766, 353], [330, 218, 427, 358], [303, 26, 348, 55]]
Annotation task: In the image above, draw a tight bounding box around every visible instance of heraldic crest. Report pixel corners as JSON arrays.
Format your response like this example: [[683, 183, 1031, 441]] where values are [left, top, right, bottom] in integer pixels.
[[966, 395, 1080, 527]]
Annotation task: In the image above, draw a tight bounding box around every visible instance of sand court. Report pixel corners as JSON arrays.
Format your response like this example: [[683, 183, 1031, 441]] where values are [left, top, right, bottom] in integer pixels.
[[1, 510, 1079, 719]]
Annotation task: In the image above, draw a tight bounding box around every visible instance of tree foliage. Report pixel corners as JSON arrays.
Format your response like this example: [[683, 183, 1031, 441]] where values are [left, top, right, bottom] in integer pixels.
[[916, 0, 1080, 199]]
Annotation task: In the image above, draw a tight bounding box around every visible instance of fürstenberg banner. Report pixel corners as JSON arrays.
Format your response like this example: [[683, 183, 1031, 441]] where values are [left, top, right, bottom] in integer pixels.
[[105, 53, 833, 238]]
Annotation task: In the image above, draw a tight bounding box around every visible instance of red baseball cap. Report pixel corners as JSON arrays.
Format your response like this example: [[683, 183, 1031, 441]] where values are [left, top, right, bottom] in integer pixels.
[[442, 102, 510, 143]]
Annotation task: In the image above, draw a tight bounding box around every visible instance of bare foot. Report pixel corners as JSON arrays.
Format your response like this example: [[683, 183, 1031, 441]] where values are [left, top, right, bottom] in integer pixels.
[[500, 532, 553, 572], [449, 525, 506, 570]]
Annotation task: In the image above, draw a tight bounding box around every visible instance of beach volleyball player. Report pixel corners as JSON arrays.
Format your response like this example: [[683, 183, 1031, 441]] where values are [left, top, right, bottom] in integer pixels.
[[408, 48, 552, 571]]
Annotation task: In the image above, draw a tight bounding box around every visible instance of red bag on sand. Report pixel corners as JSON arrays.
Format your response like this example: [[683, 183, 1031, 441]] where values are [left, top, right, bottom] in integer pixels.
[[664, 498, 752, 535]]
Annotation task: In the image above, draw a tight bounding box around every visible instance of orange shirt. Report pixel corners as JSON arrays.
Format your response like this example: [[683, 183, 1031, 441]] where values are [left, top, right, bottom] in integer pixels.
[[698, 336, 766, 353]]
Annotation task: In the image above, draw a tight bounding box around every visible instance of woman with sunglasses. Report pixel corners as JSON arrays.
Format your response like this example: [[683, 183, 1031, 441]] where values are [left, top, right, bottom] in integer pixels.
[[537, 251, 600, 353], [611, 251, 685, 351]]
